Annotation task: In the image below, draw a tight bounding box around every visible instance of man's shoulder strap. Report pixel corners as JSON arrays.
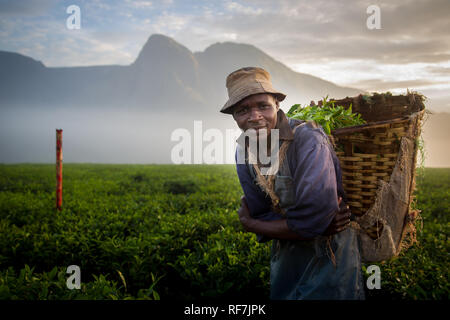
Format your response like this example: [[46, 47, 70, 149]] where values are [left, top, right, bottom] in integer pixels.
[[246, 118, 305, 182], [288, 118, 321, 132]]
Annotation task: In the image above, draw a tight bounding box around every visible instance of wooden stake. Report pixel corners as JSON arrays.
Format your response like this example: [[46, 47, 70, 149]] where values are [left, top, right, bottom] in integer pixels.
[[56, 129, 63, 211]]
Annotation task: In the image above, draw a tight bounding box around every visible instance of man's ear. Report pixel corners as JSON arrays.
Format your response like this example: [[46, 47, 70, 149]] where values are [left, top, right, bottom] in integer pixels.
[[272, 94, 280, 110]]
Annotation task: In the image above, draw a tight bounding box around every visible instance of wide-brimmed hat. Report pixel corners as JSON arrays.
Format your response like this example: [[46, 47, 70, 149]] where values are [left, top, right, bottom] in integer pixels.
[[220, 67, 286, 114]]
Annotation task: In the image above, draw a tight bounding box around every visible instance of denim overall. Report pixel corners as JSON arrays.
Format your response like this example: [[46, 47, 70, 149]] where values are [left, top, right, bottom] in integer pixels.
[[246, 120, 366, 300]]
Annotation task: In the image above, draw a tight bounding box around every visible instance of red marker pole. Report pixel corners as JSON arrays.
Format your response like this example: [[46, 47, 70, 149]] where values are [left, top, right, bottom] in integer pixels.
[[56, 129, 63, 211]]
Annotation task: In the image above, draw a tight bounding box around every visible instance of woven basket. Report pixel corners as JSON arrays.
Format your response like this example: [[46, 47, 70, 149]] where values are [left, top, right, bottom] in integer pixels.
[[324, 92, 426, 261], [330, 93, 425, 217]]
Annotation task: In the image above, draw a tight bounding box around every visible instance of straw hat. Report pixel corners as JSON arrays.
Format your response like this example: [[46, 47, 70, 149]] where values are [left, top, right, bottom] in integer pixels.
[[220, 67, 286, 114]]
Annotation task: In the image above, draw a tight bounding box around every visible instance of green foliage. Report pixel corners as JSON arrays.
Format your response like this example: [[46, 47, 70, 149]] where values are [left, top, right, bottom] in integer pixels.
[[286, 96, 366, 135], [0, 264, 149, 300], [0, 164, 448, 300], [163, 179, 199, 195]]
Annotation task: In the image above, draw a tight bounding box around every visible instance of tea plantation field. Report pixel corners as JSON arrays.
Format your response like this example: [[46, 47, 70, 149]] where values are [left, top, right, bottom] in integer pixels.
[[0, 164, 448, 300]]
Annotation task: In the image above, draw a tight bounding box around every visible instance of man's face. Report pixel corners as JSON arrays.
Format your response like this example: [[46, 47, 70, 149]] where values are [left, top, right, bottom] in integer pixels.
[[232, 93, 279, 139]]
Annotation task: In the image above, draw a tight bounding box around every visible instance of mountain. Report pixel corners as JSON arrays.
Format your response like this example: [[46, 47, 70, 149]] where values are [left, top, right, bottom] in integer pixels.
[[0, 34, 447, 166], [0, 34, 361, 113], [130, 34, 204, 108], [0, 51, 46, 103], [0, 50, 131, 108], [194, 41, 362, 110]]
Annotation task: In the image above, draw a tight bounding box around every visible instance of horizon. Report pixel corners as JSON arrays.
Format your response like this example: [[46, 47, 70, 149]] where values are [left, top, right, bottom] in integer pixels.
[[0, 0, 449, 113], [1, 163, 449, 168]]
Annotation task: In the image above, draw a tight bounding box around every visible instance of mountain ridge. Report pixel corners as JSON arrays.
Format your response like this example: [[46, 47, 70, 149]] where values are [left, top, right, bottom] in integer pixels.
[[0, 33, 363, 113]]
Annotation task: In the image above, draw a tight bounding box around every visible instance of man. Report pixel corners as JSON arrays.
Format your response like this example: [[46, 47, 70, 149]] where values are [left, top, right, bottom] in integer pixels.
[[221, 67, 365, 300]]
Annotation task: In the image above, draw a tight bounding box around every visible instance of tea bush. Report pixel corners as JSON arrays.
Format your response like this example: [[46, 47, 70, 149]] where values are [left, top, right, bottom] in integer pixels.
[[0, 164, 448, 300]]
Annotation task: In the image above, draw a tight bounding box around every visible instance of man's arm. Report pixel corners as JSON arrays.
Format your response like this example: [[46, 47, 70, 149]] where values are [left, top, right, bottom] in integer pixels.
[[238, 196, 350, 240], [244, 217, 307, 240]]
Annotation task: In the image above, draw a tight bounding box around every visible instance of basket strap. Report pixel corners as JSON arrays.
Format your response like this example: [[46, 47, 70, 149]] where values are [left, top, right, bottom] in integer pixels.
[[248, 123, 306, 215]]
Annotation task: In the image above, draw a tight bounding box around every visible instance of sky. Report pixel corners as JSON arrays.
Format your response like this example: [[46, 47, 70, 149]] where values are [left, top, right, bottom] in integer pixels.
[[0, 0, 449, 112]]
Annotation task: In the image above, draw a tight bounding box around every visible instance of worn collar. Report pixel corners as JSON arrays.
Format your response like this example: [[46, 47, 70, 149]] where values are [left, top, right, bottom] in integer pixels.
[[236, 109, 294, 146], [276, 109, 294, 141]]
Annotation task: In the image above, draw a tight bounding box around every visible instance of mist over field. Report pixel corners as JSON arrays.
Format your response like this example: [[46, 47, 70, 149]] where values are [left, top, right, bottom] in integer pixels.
[[0, 104, 238, 164], [0, 35, 448, 167]]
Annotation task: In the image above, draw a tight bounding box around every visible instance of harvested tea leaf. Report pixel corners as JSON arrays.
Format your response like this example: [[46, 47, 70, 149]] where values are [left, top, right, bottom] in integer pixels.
[[286, 96, 366, 135]]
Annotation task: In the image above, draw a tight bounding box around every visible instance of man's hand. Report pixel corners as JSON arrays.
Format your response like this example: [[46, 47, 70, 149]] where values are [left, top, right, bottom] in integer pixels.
[[238, 195, 351, 238], [323, 197, 352, 236], [237, 196, 253, 231]]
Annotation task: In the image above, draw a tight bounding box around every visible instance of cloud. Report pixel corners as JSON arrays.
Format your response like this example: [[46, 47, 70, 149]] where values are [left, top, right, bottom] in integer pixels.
[[347, 79, 446, 91], [184, 0, 450, 65], [149, 11, 191, 33], [3, 0, 448, 66], [225, 1, 263, 15], [125, 0, 153, 9], [426, 66, 450, 75], [0, 0, 56, 16]]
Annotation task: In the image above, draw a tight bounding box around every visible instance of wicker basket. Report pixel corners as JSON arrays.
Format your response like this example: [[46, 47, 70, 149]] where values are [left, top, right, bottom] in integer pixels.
[[323, 92, 426, 262], [329, 93, 425, 218]]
